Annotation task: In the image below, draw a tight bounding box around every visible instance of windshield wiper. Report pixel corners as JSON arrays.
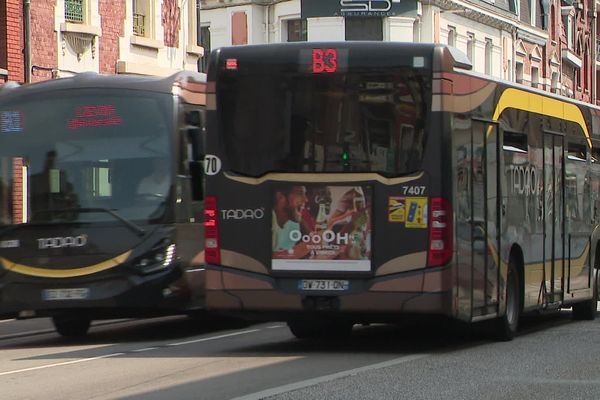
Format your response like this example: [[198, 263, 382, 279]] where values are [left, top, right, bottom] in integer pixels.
[[33, 208, 146, 237]]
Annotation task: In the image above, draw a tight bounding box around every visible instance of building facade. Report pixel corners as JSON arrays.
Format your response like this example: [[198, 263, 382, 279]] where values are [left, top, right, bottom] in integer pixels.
[[200, 0, 595, 102], [0, 0, 204, 84]]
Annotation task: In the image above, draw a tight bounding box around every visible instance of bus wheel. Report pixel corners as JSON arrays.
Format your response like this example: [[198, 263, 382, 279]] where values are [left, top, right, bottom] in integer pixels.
[[52, 315, 91, 338], [572, 270, 598, 321], [494, 258, 520, 341]]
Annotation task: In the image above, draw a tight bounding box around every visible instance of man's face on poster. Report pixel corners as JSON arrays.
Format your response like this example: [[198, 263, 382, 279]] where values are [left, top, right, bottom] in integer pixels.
[[285, 185, 307, 223]]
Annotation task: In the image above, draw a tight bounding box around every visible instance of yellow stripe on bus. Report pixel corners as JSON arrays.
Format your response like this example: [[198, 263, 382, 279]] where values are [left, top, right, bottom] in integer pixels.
[[492, 88, 592, 148], [0, 250, 132, 278]]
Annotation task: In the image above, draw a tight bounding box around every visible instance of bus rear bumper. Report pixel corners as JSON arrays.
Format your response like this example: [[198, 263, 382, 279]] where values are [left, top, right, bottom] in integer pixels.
[[206, 266, 454, 319]]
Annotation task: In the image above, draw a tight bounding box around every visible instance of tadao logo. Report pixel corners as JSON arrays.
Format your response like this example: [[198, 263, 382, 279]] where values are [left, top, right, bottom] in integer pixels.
[[312, 49, 338, 73]]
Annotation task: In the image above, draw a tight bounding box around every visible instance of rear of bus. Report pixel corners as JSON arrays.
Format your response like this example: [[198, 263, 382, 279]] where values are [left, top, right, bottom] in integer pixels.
[[205, 42, 455, 332]]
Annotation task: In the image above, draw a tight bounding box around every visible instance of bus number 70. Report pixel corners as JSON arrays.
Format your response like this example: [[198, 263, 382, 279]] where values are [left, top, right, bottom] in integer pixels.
[[203, 155, 222, 176]]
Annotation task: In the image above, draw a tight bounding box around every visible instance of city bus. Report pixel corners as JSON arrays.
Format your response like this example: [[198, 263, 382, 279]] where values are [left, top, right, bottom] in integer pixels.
[[203, 42, 600, 341], [0, 71, 207, 336]]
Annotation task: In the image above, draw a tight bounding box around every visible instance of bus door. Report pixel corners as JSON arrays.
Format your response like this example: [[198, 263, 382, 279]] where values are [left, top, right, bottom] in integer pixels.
[[542, 131, 565, 305], [470, 119, 501, 317]]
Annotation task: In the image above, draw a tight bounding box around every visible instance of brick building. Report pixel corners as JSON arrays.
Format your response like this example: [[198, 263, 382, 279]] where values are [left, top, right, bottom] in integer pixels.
[[0, 0, 204, 84]]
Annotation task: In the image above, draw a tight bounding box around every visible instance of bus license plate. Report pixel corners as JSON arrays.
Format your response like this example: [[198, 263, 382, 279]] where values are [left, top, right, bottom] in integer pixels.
[[299, 280, 349, 291], [43, 288, 90, 301]]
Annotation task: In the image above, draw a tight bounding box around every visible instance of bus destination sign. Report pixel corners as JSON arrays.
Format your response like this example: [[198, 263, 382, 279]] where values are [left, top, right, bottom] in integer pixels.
[[312, 49, 337, 73], [300, 48, 348, 74]]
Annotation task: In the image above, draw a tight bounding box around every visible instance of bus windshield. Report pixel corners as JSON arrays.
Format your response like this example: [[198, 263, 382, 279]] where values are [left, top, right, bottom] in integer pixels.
[[0, 89, 174, 226], [218, 68, 430, 177]]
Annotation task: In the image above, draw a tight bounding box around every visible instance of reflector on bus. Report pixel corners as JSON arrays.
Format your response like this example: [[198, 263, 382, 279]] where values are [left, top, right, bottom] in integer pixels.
[[225, 59, 238, 70]]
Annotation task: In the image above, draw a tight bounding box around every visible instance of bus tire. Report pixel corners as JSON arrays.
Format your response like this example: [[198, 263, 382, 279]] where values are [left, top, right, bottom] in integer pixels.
[[494, 258, 520, 341], [52, 315, 91, 338], [572, 270, 598, 321]]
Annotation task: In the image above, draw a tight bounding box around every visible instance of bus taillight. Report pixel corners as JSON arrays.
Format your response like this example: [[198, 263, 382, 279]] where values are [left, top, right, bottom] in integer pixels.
[[427, 197, 453, 267], [204, 196, 221, 264]]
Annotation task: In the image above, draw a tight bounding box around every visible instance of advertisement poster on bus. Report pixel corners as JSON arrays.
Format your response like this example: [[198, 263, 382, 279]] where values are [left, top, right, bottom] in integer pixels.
[[271, 184, 372, 271]]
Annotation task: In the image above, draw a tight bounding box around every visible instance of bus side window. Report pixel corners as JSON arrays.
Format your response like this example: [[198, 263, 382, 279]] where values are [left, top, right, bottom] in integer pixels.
[[566, 141, 587, 223], [591, 147, 600, 223], [185, 109, 205, 161], [183, 109, 205, 202]]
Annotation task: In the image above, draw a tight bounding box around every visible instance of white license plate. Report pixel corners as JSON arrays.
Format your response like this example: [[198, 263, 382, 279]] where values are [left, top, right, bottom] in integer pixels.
[[43, 288, 90, 301], [299, 279, 349, 291]]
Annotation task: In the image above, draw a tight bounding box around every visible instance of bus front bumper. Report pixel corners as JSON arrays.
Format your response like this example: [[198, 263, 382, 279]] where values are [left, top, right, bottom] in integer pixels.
[[0, 266, 204, 318]]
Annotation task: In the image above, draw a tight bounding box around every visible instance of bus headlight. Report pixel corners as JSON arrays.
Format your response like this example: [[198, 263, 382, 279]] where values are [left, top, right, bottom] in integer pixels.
[[135, 244, 176, 272]]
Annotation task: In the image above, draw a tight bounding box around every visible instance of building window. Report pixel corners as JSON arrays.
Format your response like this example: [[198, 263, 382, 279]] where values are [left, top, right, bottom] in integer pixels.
[[199, 26, 211, 73], [485, 39, 493, 75], [133, 0, 153, 38], [563, 12, 575, 49], [549, 5, 555, 39], [516, 62, 524, 83], [187, 0, 200, 46], [531, 66, 539, 88], [231, 12, 248, 45], [466, 32, 475, 61], [345, 18, 383, 41], [413, 19, 421, 42], [447, 26, 456, 47], [287, 19, 307, 42], [65, 0, 85, 23]]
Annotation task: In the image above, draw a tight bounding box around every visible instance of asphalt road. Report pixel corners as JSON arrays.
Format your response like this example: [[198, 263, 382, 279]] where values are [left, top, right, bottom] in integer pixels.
[[1, 312, 600, 400]]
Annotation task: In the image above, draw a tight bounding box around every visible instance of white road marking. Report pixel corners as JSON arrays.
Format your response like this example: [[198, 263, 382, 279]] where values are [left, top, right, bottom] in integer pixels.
[[0, 328, 263, 377], [168, 329, 261, 346], [230, 353, 429, 400], [131, 347, 158, 353], [0, 353, 126, 377], [0, 329, 54, 340], [266, 325, 284, 329], [497, 376, 600, 385], [0, 319, 16, 324]]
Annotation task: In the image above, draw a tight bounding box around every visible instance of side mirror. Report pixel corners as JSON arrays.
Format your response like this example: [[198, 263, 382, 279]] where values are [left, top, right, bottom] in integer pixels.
[[189, 160, 204, 201], [185, 110, 204, 127]]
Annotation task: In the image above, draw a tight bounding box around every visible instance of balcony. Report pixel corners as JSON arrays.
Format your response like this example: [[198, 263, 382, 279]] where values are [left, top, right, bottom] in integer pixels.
[[562, 47, 582, 69]]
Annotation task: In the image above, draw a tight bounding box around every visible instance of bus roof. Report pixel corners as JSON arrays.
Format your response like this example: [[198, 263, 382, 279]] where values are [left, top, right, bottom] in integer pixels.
[[208, 41, 472, 78], [0, 71, 206, 99]]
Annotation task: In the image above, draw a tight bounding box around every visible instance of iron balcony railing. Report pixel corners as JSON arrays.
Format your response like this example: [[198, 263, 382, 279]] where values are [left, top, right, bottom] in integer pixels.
[[64, 0, 84, 23], [133, 13, 146, 36]]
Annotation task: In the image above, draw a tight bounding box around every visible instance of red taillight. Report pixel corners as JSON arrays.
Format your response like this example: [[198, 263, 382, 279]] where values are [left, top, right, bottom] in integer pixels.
[[427, 197, 453, 267], [204, 196, 221, 264]]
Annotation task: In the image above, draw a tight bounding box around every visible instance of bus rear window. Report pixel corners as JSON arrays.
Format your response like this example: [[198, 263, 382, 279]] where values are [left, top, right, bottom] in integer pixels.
[[217, 69, 430, 176]]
